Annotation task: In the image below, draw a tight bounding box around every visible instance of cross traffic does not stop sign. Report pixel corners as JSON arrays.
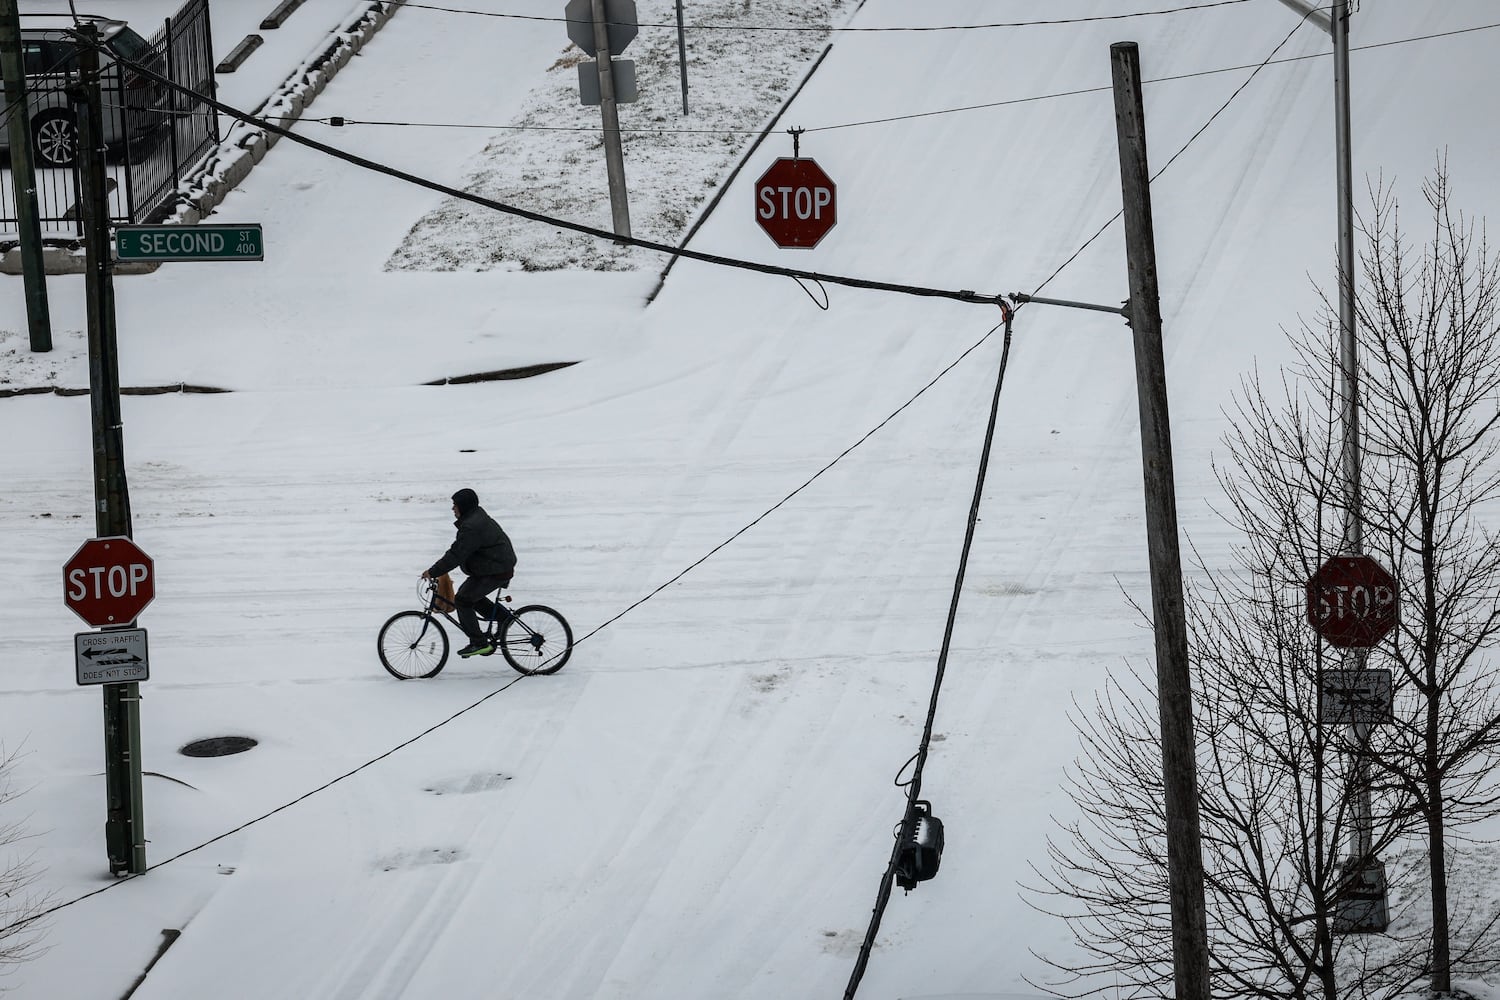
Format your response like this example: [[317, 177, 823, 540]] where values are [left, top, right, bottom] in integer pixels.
[[755, 157, 837, 249]]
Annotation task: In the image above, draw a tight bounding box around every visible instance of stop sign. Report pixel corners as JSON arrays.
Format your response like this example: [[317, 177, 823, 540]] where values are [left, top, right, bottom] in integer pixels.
[[63, 536, 155, 627], [755, 157, 837, 248], [1306, 554, 1398, 648]]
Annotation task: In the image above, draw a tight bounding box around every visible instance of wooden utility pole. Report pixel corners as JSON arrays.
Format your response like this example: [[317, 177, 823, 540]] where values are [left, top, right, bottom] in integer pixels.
[[0, 0, 53, 351], [74, 23, 146, 877], [1110, 41, 1211, 1000]]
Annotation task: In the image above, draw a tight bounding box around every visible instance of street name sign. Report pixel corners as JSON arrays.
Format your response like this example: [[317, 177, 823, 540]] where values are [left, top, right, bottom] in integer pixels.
[[116, 224, 264, 262], [75, 628, 149, 686], [64, 536, 155, 627]]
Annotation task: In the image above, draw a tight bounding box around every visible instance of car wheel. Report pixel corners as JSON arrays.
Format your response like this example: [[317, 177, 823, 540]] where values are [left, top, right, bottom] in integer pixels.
[[32, 110, 78, 168]]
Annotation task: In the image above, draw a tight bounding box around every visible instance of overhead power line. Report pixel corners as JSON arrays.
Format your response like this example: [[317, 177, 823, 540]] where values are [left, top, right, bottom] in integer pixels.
[[107, 52, 1014, 308], [404, 0, 1254, 32], [812, 19, 1500, 134], [0, 305, 1017, 935], [284, 19, 1500, 139]]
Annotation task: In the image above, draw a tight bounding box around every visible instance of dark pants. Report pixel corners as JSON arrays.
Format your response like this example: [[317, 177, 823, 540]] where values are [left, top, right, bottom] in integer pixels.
[[455, 574, 511, 643]]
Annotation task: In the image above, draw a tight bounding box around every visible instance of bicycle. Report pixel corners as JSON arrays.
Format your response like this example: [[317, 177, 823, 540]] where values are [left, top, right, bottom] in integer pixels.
[[377, 580, 574, 680]]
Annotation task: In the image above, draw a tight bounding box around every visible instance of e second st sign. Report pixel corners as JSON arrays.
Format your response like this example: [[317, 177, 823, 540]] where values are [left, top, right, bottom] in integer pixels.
[[116, 224, 264, 262]]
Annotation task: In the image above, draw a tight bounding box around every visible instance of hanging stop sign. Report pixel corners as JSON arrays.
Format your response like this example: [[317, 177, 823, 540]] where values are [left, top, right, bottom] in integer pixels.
[[754, 157, 837, 249]]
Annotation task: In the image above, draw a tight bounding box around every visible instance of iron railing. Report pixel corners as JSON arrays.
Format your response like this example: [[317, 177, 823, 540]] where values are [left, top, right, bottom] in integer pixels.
[[0, 0, 217, 239]]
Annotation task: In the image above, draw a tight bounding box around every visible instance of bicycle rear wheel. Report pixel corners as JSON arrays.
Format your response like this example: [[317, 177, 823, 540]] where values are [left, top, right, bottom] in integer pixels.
[[499, 605, 573, 675], [378, 611, 449, 679]]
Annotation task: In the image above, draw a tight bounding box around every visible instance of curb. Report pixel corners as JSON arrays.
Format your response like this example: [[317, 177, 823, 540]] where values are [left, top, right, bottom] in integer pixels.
[[174, 0, 408, 226]]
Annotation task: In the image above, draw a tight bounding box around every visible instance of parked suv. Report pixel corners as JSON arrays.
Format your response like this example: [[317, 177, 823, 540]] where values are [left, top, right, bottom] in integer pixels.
[[0, 15, 169, 168]]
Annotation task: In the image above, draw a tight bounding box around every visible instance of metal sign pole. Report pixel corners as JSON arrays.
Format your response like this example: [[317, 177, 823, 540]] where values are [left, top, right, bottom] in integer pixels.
[[590, 0, 631, 239], [675, 0, 688, 114], [74, 23, 146, 877], [1331, 0, 1387, 930]]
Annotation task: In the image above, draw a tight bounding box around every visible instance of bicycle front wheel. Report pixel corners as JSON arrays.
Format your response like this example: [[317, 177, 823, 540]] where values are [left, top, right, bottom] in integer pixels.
[[378, 611, 449, 679], [499, 605, 574, 675]]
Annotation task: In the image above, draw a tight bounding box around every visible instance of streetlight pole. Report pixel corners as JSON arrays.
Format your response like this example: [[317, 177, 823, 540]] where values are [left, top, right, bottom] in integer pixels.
[[1275, 0, 1387, 932]]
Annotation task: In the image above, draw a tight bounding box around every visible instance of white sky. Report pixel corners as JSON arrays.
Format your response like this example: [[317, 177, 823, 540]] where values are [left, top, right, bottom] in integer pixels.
[[3, 1, 1500, 997]]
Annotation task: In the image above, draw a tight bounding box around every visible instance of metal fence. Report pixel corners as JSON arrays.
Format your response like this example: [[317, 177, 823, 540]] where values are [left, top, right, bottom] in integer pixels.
[[133, 0, 219, 224], [0, 0, 218, 239]]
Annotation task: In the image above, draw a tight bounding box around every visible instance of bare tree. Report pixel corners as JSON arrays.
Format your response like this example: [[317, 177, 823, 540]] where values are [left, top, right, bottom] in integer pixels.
[[1027, 164, 1500, 998], [1024, 420, 1423, 999], [1351, 163, 1500, 994], [0, 745, 47, 991]]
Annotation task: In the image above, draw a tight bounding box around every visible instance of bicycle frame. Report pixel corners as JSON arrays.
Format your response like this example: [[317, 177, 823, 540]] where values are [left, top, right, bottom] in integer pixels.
[[423, 583, 519, 640]]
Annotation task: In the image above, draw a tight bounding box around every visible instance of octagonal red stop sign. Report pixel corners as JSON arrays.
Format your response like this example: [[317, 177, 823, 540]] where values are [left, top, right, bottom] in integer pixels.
[[64, 536, 155, 627], [1306, 554, 1398, 648], [755, 157, 837, 248]]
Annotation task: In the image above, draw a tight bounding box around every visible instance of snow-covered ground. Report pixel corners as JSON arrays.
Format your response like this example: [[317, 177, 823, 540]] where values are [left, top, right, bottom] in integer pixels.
[[2, 1, 1500, 997]]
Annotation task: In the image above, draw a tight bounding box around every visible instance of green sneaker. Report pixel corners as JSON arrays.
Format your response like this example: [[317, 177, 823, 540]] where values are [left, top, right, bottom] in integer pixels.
[[458, 640, 495, 658]]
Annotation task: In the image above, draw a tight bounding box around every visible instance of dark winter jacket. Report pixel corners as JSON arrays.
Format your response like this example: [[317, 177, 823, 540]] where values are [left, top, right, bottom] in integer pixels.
[[428, 506, 517, 580]]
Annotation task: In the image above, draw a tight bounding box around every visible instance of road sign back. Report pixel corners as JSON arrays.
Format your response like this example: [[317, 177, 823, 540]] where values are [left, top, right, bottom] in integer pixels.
[[565, 0, 637, 53]]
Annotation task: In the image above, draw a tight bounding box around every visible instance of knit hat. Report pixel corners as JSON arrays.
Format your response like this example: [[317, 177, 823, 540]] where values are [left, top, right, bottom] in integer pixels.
[[451, 488, 479, 515]]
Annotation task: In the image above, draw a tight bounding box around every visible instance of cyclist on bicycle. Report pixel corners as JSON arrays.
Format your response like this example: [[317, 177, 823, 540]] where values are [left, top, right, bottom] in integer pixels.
[[421, 488, 517, 658]]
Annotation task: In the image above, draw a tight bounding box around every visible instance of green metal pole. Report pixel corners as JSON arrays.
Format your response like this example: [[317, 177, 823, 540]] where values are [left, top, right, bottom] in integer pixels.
[[0, 0, 53, 351], [75, 23, 145, 877]]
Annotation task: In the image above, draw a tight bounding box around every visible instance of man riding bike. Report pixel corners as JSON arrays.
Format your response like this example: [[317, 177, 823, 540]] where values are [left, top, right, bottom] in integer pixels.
[[421, 488, 517, 658]]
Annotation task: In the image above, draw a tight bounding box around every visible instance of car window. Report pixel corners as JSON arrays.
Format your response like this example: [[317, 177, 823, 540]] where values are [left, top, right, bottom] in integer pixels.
[[21, 41, 46, 77], [22, 39, 79, 77]]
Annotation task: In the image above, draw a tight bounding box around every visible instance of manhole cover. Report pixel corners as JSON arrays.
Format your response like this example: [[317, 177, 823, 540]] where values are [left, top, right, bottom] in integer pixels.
[[179, 736, 258, 758]]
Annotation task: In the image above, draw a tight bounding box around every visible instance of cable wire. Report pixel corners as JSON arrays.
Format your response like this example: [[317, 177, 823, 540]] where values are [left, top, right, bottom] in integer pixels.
[[843, 304, 1016, 999], [1, 671, 530, 931], [103, 51, 1010, 308], [0, 307, 1012, 935], [1027, 5, 1314, 301], [570, 313, 1008, 648], [265, 22, 1500, 140], [404, 0, 1254, 32]]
